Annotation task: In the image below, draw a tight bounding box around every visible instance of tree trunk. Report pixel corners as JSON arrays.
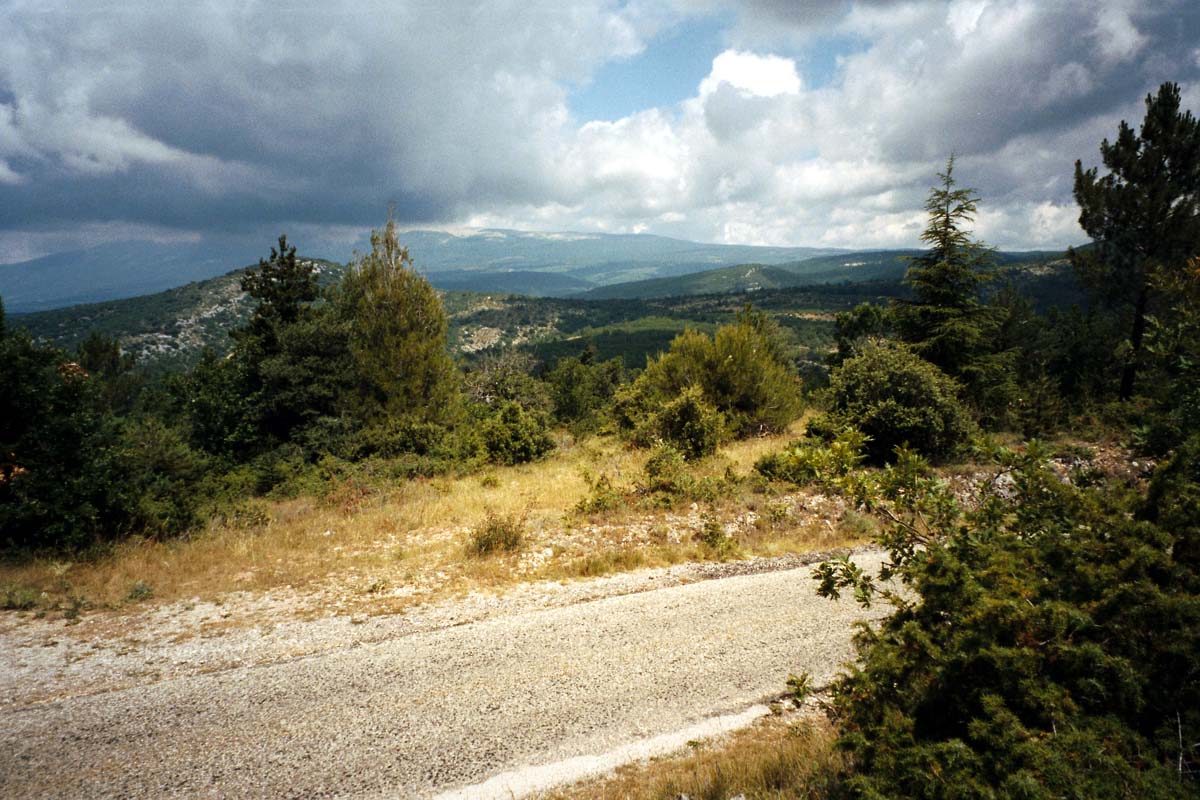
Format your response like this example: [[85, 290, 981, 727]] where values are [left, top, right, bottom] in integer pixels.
[[1119, 283, 1150, 401]]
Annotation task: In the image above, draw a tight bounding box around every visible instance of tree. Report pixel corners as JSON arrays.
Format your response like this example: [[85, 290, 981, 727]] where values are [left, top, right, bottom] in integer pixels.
[[1072, 81, 1200, 400], [239, 235, 318, 342], [336, 214, 460, 426], [823, 341, 974, 464], [184, 236, 336, 460], [0, 326, 121, 550], [892, 156, 996, 376]]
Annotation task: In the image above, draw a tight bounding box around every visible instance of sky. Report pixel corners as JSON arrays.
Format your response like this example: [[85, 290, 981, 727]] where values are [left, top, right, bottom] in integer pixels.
[[1, 0, 1199, 263]]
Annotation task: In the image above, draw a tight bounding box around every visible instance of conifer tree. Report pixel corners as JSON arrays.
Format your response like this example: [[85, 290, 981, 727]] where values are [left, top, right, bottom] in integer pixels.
[[238, 234, 318, 349], [337, 213, 460, 426], [892, 156, 995, 376], [1072, 82, 1200, 400]]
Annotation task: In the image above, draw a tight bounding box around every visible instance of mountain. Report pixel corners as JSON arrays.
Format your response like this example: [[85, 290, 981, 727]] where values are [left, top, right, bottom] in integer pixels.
[[0, 240, 266, 313], [423, 269, 593, 297], [12, 260, 342, 371], [396, 229, 844, 286], [0, 230, 845, 313], [578, 249, 1068, 300]]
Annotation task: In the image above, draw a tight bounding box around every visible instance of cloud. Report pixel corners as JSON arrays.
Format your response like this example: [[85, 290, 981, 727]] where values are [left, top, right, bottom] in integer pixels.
[[0, 0, 669, 242], [535, 0, 1200, 249], [0, 0, 1198, 259], [699, 50, 802, 97]]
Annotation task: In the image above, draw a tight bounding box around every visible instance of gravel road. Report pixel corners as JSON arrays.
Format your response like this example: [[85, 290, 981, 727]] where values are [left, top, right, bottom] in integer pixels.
[[0, 550, 886, 799]]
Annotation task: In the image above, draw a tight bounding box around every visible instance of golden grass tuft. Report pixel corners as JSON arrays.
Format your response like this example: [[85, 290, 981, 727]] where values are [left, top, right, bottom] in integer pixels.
[[538, 714, 844, 800]]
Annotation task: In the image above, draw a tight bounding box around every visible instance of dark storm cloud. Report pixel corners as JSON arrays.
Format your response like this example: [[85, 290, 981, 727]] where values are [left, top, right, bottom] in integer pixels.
[[0, 0, 1198, 254], [0, 0, 653, 244]]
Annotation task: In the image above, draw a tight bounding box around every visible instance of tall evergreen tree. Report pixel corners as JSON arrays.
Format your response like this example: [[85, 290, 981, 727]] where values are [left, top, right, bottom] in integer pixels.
[[336, 214, 460, 426], [238, 234, 318, 349], [1072, 81, 1200, 400], [892, 156, 995, 376]]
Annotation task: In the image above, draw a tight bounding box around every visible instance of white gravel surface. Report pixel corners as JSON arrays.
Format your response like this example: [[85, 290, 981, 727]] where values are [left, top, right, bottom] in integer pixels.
[[0, 550, 886, 799]]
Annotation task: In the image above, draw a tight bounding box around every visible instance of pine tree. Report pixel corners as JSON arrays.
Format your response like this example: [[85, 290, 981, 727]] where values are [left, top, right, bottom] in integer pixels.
[[239, 234, 318, 346], [1072, 82, 1200, 400], [892, 156, 995, 376], [336, 213, 460, 426]]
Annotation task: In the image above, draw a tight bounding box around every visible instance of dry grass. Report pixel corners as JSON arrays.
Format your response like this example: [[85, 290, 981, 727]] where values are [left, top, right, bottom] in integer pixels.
[[539, 713, 844, 800], [0, 420, 868, 623]]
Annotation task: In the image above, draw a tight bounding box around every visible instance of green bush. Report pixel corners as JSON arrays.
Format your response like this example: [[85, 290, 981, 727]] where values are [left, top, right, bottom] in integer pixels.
[[114, 418, 209, 538], [545, 349, 625, 432], [620, 309, 803, 446], [0, 328, 129, 551], [826, 342, 974, 464], [651, 386, 725, 461], [641, 443, 695, 496], [480, 401, 554, 466], [756, 427, 867, 486], [815, 446, 1200, 799]]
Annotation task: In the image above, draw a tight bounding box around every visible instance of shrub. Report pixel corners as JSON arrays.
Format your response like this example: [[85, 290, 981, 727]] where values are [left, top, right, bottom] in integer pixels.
[[826, 342, 974, 464], [696, 511, 737, 557], [545, 349, 625, 432], [468, 510, 525, 556], [619, 309, 803, 446], [652, 386, 724, 461], [815, 446, 1200, 799], [755, 427, 867, 486], [480, 401, 555, 465], [641, 443, 695, 496], [574, 473, 625, 516]]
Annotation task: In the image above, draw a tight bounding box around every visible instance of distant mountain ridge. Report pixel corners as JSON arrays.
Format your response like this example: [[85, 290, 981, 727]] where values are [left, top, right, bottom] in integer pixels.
[[12, 245, 1082, 373], [0, 240, 263, 312], [578, 249, 1066, 300], [0, 229, 846, 312]]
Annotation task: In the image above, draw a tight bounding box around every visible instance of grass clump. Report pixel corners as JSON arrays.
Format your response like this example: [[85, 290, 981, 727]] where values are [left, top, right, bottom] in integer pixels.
[[543, 716, 844, 800], [467, 510, 526, 556], [1, 583, 39, 610], [125, 579, 153, 603]]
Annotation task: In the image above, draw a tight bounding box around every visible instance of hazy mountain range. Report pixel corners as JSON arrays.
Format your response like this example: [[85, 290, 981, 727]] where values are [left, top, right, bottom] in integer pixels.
[[0, 230, 846, 313]]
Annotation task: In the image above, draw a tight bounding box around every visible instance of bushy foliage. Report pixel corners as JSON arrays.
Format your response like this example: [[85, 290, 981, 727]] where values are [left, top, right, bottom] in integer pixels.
[[544, 346, 625, 432], [480, 401, 554, 466], [465, 351, 553, 416], [832, 303, 891, 365], [823, 342, 973, 464], [816, 445, 1200, 799], [620, 308, 802, 448], [650, 386, 725, 461], [111, 418, 209, 538], [1134, 258, 1200, 453], [337, 217, 461, 426], [0, 328, 209, 550], [0, 329, 122, 550], [755, 427, 867, 487], [640, 443, 695, 496]]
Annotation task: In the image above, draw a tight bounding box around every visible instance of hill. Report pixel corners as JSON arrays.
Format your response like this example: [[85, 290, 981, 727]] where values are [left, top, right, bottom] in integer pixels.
[[0, 240, 263, 312], [11, 249, 1084, 373], [11, 260, 342, 371], [424, 269, 592, 297], [397, 228, 843, 286], [0, 230, 845, 313], [578, 249, 1067, 300]]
